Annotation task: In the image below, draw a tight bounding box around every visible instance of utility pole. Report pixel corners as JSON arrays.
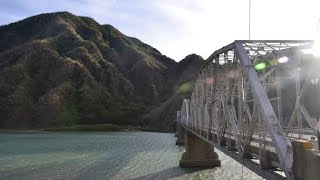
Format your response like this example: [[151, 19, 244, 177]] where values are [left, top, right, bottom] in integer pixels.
[[249, 0, 251, 40], [317, 17, 320, 149]]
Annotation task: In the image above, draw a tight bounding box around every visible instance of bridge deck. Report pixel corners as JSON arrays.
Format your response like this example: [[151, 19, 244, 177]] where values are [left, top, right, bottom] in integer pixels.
[[179, 124, 317, 180]]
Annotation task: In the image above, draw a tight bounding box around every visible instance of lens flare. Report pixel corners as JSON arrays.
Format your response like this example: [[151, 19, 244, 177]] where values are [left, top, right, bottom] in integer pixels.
[[312, 40, 320, 57], [255, 62, 266, 70], [303, 33, 320, 56], [278, 56, 288, 63]]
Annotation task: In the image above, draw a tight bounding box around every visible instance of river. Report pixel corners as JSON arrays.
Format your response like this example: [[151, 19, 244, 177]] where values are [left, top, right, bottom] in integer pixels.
[[0, 132, 263, 180]]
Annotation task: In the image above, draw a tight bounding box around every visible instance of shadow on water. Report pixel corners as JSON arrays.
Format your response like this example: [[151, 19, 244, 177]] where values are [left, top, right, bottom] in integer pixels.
[[131, 166, 209, 180]]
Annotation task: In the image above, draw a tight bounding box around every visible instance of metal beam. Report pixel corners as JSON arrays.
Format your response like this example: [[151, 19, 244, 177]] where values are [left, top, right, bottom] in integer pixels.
[[259, 67, 276, 81], [204, 42, 235, 65], [234, 42, 293, 180], [299, 105, 319, 134], [236, 40, 313, 43]]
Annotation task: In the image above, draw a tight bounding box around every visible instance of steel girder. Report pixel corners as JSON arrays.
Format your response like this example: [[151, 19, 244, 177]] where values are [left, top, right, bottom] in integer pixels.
[[178, 40, 316, 180]]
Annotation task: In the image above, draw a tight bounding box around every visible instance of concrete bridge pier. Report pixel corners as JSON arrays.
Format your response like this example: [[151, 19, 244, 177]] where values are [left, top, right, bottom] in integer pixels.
[[176, 125, 185, 145], [179, 130, 221, 167], [292, 140, 320, 180]]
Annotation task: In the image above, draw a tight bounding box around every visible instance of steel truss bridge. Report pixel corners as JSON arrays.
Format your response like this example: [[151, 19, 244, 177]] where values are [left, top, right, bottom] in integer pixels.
[[177, 40, 320, 180]]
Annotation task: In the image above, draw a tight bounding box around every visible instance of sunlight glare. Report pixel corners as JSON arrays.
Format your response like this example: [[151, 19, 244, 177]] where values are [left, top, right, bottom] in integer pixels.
[[278, 56, 288, 63]]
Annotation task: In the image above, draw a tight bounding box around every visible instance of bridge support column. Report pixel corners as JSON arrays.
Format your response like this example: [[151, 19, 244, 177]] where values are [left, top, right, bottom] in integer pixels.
[[179, 130, 221, 167], [260, 151, 272, 170], [176, 125, 185, 145], [292, 140, 320, 180]]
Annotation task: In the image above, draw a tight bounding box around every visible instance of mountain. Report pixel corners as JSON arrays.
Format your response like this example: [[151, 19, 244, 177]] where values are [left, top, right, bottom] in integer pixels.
[[0, 12, 203, 131], [142, 54, 203, 131]]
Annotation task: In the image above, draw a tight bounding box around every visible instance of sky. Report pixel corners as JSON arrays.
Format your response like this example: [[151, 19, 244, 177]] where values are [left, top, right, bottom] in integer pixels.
[[0, 0, 320, 61]]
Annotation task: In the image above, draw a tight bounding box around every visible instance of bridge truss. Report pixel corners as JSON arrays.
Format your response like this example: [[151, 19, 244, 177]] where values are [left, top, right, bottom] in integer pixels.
[[177, 40, 320, 180]]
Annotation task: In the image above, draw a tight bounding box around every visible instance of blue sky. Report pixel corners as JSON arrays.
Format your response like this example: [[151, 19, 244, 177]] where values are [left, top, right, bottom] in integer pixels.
[[1, 0, 320, 61]]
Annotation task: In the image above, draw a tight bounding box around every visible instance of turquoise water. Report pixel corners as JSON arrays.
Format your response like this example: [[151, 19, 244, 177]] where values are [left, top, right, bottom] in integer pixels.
[[0, 132, 262, 180]]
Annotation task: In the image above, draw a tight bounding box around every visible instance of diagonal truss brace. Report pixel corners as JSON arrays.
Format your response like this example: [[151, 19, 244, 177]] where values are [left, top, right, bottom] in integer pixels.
[[299, 105, 319, 134], [235, 42, 293, 180], [226, 104, 243, 154]]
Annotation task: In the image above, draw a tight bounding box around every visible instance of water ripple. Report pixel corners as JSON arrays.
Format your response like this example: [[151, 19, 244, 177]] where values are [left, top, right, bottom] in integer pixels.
[[0, 132, 262, 180]]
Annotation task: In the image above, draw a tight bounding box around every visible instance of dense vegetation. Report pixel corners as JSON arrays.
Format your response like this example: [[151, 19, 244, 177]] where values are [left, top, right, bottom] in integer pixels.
[[0, 12, 203, 131]]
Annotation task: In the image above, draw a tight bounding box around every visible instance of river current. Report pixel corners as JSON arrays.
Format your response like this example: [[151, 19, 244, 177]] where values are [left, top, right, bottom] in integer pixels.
[[0, 132, 263, 180]]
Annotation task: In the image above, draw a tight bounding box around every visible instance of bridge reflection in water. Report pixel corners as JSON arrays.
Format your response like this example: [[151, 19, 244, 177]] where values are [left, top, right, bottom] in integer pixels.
[[176, 41, 320, 180]]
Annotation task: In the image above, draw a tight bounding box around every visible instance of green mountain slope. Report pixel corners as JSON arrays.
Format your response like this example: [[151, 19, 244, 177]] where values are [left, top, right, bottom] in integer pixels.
[[0, 12, 203, 130]]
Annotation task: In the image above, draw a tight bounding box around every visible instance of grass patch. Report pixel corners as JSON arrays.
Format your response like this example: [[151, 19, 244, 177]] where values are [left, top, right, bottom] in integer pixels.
[[44, 124, 121, 131]]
